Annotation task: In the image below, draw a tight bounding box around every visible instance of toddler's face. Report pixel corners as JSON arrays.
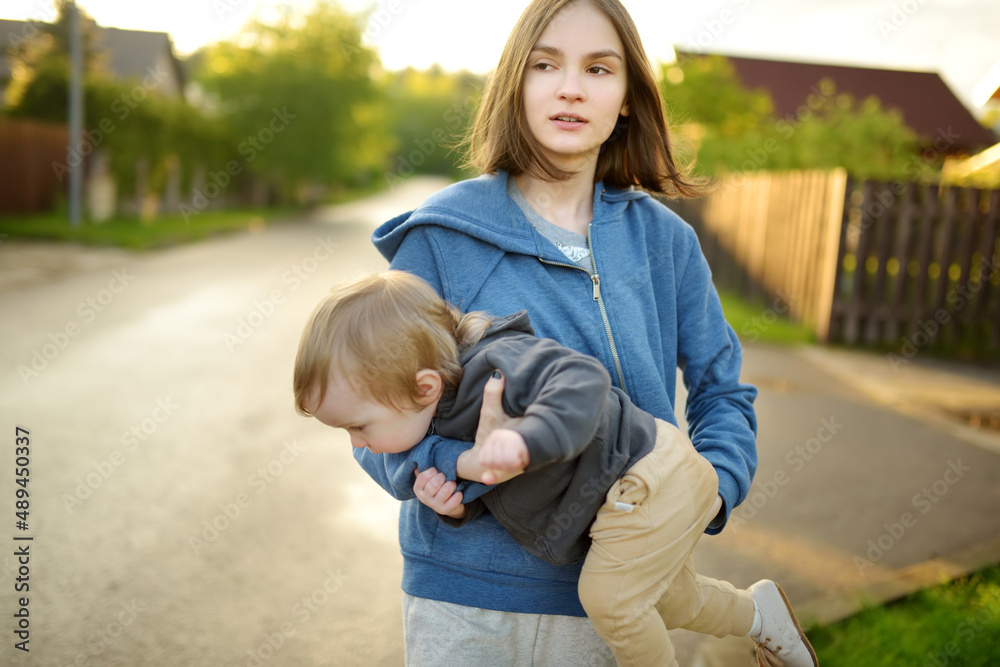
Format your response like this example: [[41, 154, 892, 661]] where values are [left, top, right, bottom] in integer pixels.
[[309, 376, 436, 454]]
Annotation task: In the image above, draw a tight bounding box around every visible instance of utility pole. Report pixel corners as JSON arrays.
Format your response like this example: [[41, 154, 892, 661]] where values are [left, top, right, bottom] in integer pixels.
[[68, 0, 83, 227]]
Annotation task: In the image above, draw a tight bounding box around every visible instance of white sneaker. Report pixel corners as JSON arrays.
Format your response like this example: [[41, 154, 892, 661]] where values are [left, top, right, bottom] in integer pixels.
[[748, 580, 818, 667]]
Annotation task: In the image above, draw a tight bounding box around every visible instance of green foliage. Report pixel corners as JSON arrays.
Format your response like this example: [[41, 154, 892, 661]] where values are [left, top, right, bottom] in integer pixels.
[[8, 63, 232, 200], [716, 290, 817, 346], [3, 0, 107, 108], [4, 0, 233, 213], [5, 0, 490, 219], [0, 207, 294, 250], [195, 2, 390, 194], [810, 567, 1000, 666], [381, 66, 485, 185], [661, 56, 928, 181]]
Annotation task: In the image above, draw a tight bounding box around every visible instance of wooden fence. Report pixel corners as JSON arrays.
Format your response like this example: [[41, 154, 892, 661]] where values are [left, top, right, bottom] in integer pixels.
[[673, 169, 1000, 355], [0, 118, 69, 214]]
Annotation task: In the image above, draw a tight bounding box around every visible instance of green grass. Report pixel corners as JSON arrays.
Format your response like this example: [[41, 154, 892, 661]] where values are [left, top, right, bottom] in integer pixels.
[[0, 207, 301, 250], [0, 181, 389, 251], [717, 290, 817, 346], [809, 566, 1000, 667]]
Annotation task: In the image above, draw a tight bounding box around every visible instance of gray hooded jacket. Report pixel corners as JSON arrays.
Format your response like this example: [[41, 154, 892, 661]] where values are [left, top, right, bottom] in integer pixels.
[[433, 311, 657, 565]]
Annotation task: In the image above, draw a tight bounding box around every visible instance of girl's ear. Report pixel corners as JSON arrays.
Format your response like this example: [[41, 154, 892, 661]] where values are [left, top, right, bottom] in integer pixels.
[[620, 102, 630, 117], [414, 369, 444, 405]]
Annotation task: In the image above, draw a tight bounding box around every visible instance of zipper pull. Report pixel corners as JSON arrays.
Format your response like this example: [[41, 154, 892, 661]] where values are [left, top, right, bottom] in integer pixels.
[[591, 273, 600, 301]]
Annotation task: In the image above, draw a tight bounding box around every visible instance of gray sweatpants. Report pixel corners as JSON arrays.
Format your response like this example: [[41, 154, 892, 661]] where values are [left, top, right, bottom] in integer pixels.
[[402, 593, 616, 666]]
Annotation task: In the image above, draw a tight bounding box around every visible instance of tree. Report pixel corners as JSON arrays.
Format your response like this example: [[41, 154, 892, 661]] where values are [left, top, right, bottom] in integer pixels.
[[381, 66, 485, 185], [659, 55, 926, 181], [196, 2, 390, 197], [3, 0, 106, 112]]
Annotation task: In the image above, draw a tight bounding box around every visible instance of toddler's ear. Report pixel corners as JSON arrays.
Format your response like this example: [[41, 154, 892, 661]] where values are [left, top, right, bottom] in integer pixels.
[[414, 369, 444, 404]]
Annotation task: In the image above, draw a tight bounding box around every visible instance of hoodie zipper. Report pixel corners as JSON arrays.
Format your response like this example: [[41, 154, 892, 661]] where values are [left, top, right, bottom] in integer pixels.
[[538, 223, 626, 391]]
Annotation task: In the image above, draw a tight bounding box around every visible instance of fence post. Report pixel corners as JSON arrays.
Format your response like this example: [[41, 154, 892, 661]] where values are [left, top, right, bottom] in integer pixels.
[[814, 169, 849, 342]]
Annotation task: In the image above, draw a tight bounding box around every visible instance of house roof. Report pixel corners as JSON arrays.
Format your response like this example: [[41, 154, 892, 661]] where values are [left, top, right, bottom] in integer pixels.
[[678, 51, 996, 153], [0, 19, 184, 97], [972, 58, 1000, 107]]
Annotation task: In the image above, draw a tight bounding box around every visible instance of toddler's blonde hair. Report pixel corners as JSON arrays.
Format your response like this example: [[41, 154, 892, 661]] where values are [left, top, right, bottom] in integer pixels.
[[294, 271, 491, 416]]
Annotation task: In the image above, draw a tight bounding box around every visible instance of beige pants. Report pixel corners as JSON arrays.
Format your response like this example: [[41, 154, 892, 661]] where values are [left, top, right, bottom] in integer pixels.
[[578, 419, 756, 667]]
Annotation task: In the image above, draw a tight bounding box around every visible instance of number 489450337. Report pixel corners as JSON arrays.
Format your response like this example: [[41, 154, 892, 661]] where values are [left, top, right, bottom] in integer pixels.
[[15, 427, 30, 528]]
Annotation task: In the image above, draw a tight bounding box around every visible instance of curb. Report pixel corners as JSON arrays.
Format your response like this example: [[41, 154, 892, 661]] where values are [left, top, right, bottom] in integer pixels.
[[692, 538, 1000, 667], [796, 536, 1000, 628]]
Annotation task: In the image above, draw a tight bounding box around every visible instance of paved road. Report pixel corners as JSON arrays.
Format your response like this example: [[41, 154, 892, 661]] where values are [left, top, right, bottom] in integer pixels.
[[0, 178, 450, 667], [2, 177, 999, 667]]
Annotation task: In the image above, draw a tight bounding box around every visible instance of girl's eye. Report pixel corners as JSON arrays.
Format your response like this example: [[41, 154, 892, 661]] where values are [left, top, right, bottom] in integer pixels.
[[348, 426, 364, 433], [588, 66, 610, 75], [534, 62, 554, 71]]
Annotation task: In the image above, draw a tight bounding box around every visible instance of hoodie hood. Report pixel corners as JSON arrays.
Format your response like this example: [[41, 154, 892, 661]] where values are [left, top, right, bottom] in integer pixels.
[[372, 171, 648, 264]]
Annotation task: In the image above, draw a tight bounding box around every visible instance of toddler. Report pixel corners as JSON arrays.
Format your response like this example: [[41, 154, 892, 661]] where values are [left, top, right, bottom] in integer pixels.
[[294, 271, 817, 667]]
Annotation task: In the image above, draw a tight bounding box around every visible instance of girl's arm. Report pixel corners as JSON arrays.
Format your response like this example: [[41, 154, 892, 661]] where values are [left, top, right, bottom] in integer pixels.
[[675, 231, 759, 533]]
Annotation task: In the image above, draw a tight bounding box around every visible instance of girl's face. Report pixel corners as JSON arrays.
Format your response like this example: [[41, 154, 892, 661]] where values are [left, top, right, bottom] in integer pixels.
[[521, 0, 629, 171]]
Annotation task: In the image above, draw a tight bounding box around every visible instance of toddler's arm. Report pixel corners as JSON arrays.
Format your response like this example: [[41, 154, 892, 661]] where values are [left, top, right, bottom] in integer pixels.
[[457, 427, 529, 485], [352, 436, 476, 500]]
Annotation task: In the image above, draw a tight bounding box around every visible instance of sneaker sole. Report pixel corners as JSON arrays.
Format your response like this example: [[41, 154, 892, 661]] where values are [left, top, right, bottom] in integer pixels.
[[774, 582, 818, 666]]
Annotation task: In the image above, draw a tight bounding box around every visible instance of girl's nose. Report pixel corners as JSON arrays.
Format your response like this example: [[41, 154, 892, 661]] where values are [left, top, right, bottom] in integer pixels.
[[557, 71, 585, 102]]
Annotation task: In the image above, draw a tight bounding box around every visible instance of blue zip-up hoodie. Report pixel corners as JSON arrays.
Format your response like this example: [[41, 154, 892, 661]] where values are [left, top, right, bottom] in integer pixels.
[[360, 171, 757, 616]]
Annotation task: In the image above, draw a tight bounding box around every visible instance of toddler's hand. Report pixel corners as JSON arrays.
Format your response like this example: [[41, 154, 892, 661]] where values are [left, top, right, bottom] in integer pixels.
[[413, 467, 465, 519], [477, 428, 529, 485]]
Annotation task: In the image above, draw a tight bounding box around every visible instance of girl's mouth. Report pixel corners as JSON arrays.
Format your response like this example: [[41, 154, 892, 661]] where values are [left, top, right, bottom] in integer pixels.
[[550, 114, 587, 129]]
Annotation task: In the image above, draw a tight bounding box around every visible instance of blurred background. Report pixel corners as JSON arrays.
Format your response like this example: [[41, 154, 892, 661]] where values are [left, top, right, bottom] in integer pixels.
[[1, 1, 1000, 666]]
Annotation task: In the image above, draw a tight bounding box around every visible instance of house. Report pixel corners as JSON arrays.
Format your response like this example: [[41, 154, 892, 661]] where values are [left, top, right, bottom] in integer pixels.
[[944, 60, 1000, 186], [0, 19, 185, 215], [0, 19, 185, 107], [676, 51, 997, 156]]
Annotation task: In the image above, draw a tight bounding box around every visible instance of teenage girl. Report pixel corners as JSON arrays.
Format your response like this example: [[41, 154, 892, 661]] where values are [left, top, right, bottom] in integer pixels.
[[356, 1, 811, 665]]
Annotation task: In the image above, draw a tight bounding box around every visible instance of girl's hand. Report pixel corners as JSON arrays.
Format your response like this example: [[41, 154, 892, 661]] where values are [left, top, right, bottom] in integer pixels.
[[413, 467, 465, 519], [456, 370, 528, 485], [474, 371, 509, 446]]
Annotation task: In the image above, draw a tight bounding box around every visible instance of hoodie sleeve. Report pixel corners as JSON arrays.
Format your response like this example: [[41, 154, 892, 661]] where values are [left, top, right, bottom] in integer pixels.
[[675, 228, 759, 534], [483, 337, 612, 472], [351, 436, 479, 500]]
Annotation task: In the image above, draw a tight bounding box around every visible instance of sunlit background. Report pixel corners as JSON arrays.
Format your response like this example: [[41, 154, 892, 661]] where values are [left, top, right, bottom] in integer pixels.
[[3, 2, 1000, 666], [3, 0, 998, 108]]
